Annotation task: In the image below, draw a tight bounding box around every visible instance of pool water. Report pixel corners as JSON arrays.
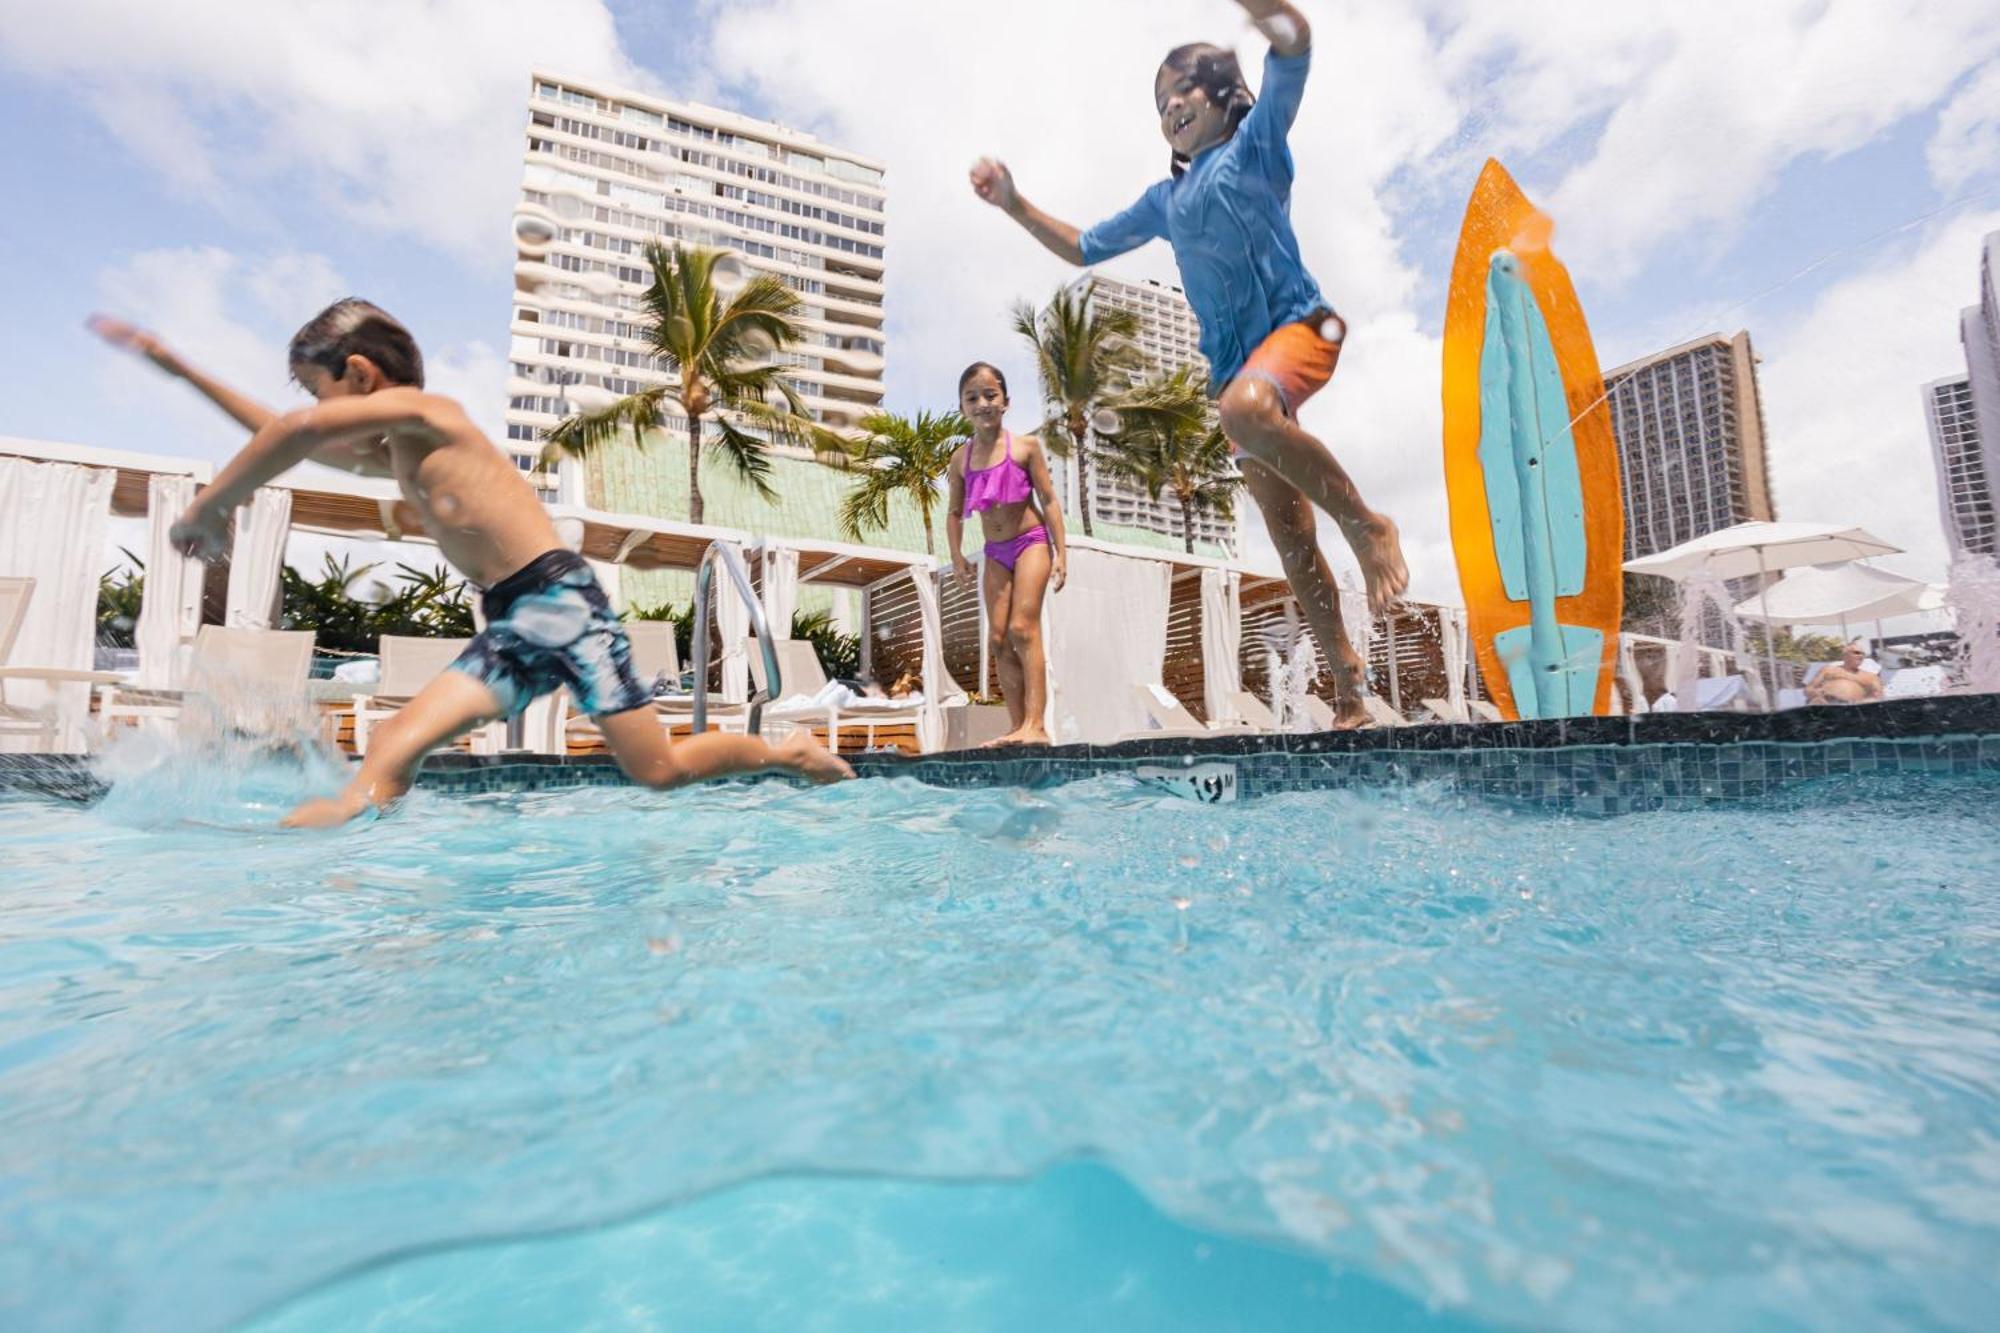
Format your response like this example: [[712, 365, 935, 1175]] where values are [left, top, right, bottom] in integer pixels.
[[2, 753, 1997, 1331]]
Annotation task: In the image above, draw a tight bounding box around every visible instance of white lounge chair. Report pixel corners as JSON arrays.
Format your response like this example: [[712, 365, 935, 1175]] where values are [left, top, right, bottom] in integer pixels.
[[1225, 688, 1280, 731], [98, 625, 316, 740], [0, 576, 122, 751], [351, 635, 504, 755], [1116, 683, 1252, 742], [1468, 699, 1504, 723], [1422, 696, 1469, 724], [1882, 665, 1946, 700], [754, 638, 923, 752]]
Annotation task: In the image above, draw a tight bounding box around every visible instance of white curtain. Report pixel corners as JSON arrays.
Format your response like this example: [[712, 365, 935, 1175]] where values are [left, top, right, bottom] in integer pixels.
[[0, 457, 114, 751], [1439, 605, 1469, 721], [910, 568, 968, 752], [136, 474, 205, 688], [760, 543, 800, 642], [1200, 566, 1243, 725], [1337, 577, 1373, 664], [1044, 545, 1172, 743], [716, 539, 750, 703], [831, 587, 860, 637], [224, 486, 292, 629]]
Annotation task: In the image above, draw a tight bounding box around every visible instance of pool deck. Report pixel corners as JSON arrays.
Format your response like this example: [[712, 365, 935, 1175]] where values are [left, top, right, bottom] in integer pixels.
[[6, 694, 1999, 814]]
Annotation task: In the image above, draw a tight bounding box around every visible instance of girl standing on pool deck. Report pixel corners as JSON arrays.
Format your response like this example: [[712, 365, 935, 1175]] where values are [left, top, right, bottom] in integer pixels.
[[946, 362, 1068, 748], [970, 0, 1407, 729]]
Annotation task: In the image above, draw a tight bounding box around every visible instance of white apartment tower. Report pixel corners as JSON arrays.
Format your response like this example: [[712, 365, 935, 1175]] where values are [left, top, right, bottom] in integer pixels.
[[1602, 331, 1777, 561], [1924, 375, 1993, 556], [506, 73, 887, 495], [1067, 272, 1235, 551]]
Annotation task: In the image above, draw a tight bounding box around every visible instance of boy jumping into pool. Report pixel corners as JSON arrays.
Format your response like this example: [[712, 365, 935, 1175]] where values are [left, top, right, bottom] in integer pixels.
[[970, 0, 1406, 728], [89, 302, 851, 826]]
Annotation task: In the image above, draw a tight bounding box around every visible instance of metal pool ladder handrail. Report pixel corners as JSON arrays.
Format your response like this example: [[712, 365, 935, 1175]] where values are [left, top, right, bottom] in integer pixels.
[[691, 542, 781, 736]]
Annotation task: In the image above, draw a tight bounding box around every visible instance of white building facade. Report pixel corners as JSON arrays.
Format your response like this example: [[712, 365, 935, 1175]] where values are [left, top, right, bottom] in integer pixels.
[[506, 72, 887, 496], [1064, 272, 1235, 552]]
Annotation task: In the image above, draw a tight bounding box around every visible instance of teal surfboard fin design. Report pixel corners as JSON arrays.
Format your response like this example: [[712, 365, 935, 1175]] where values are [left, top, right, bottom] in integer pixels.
[[1478, 251, 1601, 717]]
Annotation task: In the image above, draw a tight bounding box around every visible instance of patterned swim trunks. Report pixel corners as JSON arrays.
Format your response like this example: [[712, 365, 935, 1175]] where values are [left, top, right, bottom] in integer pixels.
[[450, 549, 651, 719]]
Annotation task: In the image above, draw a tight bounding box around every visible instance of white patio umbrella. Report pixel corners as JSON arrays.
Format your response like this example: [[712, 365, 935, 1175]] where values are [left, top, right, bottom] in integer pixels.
[[1623, 522, 1904, 700], [1728, 562, 1932, 636]]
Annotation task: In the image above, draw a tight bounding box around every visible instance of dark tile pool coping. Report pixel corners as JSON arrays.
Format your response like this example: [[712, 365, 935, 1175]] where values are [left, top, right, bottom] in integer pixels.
[[8, 695, 1998, 815]]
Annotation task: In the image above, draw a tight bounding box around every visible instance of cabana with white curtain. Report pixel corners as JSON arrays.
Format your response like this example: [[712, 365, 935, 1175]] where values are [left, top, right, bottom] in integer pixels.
[[749, 534, 968, 753]]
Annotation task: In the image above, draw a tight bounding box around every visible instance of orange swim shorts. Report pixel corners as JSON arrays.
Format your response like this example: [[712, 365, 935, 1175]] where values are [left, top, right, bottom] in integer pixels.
[[1233, 311, 1343, 421]]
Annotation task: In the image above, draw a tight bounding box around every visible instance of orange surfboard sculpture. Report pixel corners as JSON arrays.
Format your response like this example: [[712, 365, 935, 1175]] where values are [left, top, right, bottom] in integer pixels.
[[1442, 160, 1624, 720]]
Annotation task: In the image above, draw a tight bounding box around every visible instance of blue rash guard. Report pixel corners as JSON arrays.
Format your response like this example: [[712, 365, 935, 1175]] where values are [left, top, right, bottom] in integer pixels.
[[1077, 45, 1328, 392]]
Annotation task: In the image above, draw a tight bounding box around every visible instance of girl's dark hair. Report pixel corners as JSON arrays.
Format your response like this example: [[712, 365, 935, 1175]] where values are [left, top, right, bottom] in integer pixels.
[[1160, 43, 1256, 177], [288, 298, 425, 388], [957, 361, 1008, 397]]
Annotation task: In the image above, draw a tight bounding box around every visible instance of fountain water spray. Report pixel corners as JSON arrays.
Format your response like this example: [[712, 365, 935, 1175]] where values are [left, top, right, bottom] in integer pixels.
[[1946, 551, 2000, 694]]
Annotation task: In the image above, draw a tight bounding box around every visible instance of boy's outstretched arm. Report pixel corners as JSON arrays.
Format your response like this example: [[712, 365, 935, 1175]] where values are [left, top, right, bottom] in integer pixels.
[[90, 313, 394, 479], [1232, 0, 1311, 54], [173, 390, 441, 558], [88, 314, 279, 434]]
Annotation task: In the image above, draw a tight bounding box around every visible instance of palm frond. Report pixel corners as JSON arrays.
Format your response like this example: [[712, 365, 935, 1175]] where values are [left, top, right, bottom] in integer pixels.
[[543, 386, 672, 460], [706, 415, 780, 501]]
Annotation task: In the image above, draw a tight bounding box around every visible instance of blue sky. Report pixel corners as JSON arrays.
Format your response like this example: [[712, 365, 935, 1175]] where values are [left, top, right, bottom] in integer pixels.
[[1, 0, 1996, 599]]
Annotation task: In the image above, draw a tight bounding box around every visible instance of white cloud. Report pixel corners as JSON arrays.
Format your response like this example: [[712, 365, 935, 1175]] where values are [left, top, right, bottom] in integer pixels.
[[0, 0, 644, 264], [1758, 208, 2000, 584], [1433, 1, 2000, 279], [1928, 59, 2000, 191], [94, 245, 508, 460]]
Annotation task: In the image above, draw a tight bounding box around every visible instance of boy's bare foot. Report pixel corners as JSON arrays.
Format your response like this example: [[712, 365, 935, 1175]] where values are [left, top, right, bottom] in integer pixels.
[[281, 793, 372, 829], [1354, 513, 1409, 618], [1329, 696, 1371, 731], [982, 725, 1051, 748], [778, 732, 854, 783]]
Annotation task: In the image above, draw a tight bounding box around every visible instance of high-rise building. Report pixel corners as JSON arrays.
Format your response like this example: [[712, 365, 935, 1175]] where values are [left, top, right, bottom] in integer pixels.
[[1062, 271, 1235, 551], [1924, 374, 1993, 555], [505, 72, 887, 497], [1603, 330, 1777, 560]]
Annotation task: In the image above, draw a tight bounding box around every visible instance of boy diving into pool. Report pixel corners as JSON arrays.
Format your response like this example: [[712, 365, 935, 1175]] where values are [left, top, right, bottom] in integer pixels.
[[90, 301, 852, 827]]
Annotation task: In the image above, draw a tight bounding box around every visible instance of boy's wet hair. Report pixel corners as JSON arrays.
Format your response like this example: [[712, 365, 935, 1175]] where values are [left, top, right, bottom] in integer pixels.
[[288, 298, 425, 388], [958, 361, 1008, 397], [1160, 43, 1256, 177]]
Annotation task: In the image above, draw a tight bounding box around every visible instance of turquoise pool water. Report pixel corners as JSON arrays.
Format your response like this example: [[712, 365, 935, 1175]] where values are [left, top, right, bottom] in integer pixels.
[[2, 755, 1997, 1331]]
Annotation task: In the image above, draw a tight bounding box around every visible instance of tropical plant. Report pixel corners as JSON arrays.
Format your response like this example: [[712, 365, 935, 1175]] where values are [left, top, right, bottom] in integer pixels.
[[1097, 367, 1241, 553], [279, 554, 476, 654], [96, 549, 145, 648], [543, 243, 836, 525], [835, 408, 970, 557], [1011, 279, 1143, 537], [791, 608, 862, 681]]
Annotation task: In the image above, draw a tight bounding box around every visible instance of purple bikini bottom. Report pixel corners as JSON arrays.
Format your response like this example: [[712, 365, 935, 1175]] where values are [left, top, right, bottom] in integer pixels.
[[984, 525, 1049, 573]]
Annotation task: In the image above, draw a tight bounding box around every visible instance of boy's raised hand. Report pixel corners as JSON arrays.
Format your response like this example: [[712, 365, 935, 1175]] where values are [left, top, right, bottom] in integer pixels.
[[87, 314, 181, 375], [169, 504, 230, 561], [969, 157, 1019, 212]]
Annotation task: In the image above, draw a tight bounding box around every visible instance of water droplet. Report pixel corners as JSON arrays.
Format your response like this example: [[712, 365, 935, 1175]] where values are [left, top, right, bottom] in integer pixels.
[[1172, 896, 1192, 912], [711, 253, 751, 296], [1318, 314, 1346, 344], [1090, 406, 1123, 435]]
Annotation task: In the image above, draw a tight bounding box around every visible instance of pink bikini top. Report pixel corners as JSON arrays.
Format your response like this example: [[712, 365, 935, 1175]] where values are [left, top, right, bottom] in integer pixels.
[[961, 431, 1035, 517]]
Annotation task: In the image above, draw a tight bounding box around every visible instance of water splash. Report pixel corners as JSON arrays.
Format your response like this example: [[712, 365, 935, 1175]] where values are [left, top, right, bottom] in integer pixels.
[[1260, 605, 1321, 730], [1946, 551, 2000, 693], [1669, 571, 1769, 711]]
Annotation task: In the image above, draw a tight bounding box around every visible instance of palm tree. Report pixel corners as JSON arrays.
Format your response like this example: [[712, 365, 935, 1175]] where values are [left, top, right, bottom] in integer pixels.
[[544, 243, 830, 526], [1097, 366, 1242, 554], [835, 408, 970, 558], [1011, 279, 1142, 538]]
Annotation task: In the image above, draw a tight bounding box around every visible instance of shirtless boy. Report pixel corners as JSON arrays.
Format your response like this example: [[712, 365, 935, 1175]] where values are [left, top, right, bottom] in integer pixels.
[[91, 300, 850, 826]]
